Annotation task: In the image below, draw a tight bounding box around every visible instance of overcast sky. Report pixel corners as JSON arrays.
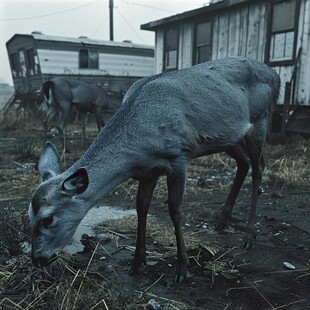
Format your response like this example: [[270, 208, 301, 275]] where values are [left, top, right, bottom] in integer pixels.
[[0, 0, 209, 85]]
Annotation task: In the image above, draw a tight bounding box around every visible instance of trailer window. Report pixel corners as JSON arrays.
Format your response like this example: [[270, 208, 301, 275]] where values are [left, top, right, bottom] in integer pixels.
[[10, 53, 19, 77], [89, 50, 99, 69], [79, 48, 99, 69], [267, 0, 299, 65], [193, 21, 212, 65], [164, 26, 178, 71]]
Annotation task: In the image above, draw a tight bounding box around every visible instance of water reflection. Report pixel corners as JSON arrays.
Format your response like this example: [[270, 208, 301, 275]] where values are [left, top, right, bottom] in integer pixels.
[[65, 206, 136, 254]]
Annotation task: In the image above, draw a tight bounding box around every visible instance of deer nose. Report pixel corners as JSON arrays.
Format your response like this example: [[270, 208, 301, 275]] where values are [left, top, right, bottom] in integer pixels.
[[31, 255, 56, 267]]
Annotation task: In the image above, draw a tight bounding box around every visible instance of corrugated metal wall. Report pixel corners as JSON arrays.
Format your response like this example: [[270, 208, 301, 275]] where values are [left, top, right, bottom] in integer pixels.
[[37, 49, 154, 78]]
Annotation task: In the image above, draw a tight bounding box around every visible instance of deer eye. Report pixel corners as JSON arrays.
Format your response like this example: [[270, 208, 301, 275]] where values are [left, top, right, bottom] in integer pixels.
[[41, 216, 54, 228]]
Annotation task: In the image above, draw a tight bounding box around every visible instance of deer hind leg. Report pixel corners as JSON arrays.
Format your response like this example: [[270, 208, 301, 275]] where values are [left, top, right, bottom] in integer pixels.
[[130, 177, 158, 275], [241, 132, 265, 249], [81, 113, 87, 149], [216, 143, 250, 230], [95, 107, 105, 132], [167, 168, 189, 282]]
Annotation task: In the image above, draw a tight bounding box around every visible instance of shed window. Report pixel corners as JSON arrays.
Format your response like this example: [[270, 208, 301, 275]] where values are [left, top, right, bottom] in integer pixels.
[[79, 49, 99, 69], [164, 27, 178, 71], [194, 21, 212, 64], [268, 0, 299, 64]]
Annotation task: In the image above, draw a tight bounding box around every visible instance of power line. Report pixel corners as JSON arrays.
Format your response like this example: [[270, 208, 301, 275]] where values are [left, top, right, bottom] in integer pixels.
[[115, 7, 147, 43], [90, 14, 110, 37], [0, 0, 100, 21], [119, 0, 175, 13]]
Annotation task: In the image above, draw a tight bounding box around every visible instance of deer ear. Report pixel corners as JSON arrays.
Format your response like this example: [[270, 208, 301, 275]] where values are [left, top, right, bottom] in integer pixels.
[[39, 141, 61, 181], [62, 168, 89, 195]]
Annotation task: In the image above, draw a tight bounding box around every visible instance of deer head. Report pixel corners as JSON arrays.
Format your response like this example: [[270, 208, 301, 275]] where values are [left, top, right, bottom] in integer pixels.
[[29, 142, 89, 267]]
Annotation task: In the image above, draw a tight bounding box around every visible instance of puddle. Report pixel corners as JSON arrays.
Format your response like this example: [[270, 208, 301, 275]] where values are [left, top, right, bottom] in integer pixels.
[[64, 205, 136, 254], [0, 200, 137, 255]]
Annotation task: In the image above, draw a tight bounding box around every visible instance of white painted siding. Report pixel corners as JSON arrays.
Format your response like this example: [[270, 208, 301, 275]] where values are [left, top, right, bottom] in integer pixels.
[[154, 31, 164, 74], [37, 49, 154, 77], [99, 53, 154, 77], [38, 50, 78, 75]]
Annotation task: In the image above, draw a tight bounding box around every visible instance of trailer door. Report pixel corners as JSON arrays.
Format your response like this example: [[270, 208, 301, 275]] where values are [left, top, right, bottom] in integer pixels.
[[18, 49, 31, 93]]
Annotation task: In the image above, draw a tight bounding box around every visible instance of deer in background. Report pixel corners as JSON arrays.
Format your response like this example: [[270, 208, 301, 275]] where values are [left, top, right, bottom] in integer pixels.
[[29, 57, 280, 282], [42, 77, 123, 146]]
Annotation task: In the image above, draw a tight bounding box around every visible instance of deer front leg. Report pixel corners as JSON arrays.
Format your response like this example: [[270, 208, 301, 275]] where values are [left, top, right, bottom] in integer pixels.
[[44, 103, 58, 138], [130, 177, 158, 275], [57, 100, 71, 135], [216, 145, 250, 230], [167, 168, 189, 282]]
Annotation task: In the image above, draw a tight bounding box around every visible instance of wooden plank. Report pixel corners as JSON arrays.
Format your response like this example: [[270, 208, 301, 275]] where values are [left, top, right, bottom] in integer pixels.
[[217, 12, 229, 59], [212, 15, 219, 59], [304, 0, 310, 105], [228, 9, 239, 56], [178, 23, 184, 69], [257, 2, 267, 62], [239, 5, 249, 56], [246, 3, 261, 59], [277, 66, 294, 104], [296, 0, 310, 105], [181, 21, 193, 68]]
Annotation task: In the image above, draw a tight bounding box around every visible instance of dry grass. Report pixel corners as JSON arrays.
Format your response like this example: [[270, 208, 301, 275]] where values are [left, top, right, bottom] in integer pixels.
[[0, 250, 195, 310], [187, 138, 310, 192], [264, 140, 309, 189], [0, 207, 30, 257], [0, 110, 309, 309], [0, 107, 45, 132], [0, 254, 137, 310]]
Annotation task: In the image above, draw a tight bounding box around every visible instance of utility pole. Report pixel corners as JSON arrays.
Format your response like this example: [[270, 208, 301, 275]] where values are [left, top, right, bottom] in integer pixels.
[[109, 0, 114, 41]]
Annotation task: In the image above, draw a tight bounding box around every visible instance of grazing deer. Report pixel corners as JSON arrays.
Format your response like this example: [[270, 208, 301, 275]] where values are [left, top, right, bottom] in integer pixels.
[[29, 57, 280, 282], [42, 78, 123, 144]]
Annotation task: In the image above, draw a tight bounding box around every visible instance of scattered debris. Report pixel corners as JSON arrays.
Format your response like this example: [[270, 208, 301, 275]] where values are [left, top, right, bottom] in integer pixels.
[[283, 262, 296, 270], [147, 298, 161, 310]]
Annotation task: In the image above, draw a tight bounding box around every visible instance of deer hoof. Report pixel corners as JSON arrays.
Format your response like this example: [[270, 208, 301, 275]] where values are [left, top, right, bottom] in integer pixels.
[[215, 221, 226, 231], [258, 186, 264, 195], [215, 214, 231, 231], [175, 274, 186, 283], [240, 231, 256, 249], [129, 259, 146, 276]]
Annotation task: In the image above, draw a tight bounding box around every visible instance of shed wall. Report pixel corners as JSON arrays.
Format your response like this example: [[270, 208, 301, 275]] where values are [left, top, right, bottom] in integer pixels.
[[153, 0, 310, 105]]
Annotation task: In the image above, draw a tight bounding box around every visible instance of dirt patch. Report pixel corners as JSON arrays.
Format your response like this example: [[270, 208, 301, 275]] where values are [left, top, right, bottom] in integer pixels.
[[0, 119, 309, 309]]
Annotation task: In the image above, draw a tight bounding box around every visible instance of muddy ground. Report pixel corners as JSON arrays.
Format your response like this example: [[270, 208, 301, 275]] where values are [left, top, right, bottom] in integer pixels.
[[0, 116, 309, 309]]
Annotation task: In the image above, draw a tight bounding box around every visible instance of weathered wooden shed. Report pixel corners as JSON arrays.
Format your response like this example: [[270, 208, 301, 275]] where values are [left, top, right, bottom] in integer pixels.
[[141, 0, 310, 134], [6, 32, 154, 110]]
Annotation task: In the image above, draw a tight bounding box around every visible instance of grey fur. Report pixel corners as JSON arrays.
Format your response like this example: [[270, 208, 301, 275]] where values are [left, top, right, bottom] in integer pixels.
[[30, 57, 280, 281], [38, 141, 61, 182]]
